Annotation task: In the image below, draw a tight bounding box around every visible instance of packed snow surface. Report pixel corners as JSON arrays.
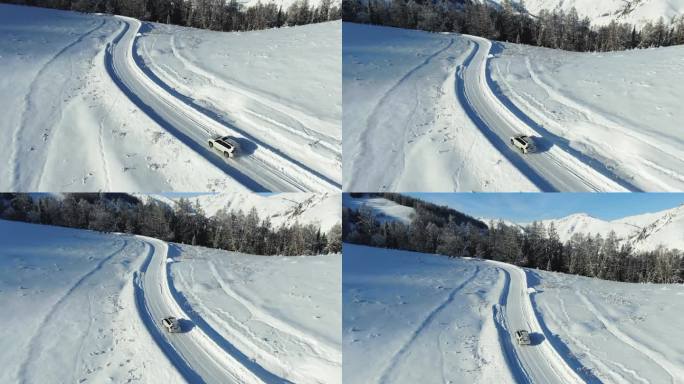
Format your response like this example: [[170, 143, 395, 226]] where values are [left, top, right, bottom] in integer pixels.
[[526, 268, 684, 383], [0, 219, 341, 383], [342, 23, 538, 192], [342, 195, 415, 224], [343, 243, 684, 383], [490, 41, 684, 191]]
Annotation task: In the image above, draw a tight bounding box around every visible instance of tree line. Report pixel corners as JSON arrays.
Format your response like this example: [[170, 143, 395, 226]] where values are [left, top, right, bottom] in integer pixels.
[[0, 193, 342, 256], [2, 0, 340, 31], [344, 199, 683, 284], [343, 0, 684, 52]]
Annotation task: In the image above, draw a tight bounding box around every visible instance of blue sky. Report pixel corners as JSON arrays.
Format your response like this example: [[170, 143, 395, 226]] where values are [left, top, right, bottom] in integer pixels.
[[407, 193, 684, 222]]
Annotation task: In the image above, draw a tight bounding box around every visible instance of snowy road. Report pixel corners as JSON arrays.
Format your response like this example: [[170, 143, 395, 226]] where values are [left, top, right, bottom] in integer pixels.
[[136, 237, 285, 384], [491, 261, 585, 384], [459, 35, 632, 192], [108, 18, 333, 192]]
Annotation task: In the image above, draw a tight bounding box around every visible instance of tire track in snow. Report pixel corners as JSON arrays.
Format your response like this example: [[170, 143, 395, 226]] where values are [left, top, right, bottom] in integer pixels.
[[18, 238, 129, 382], [10, 18, 107, 191], [125, 22, 338, 191], [488, 261, 586, 384], [145, 239, 290, 383], [490, 267, 531, 383], [377, 265, 481, 384], [576, 290, 684, 383], [461, 35, 635, 192], [549, 290, 647, 384], [349, 38, 455, 191], [207, 261, 339, 361]]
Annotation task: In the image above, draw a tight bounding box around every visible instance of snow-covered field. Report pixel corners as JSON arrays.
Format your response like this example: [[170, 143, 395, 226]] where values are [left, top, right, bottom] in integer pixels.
[[343, 244, 514, 383], [490, 42, 684, 191], [0, 4, 239, 192], [0, 219, 341, 383], [137, 20, 341, 189], [343, 23, 537, 192], [343, 243, 684, 384], [527, 268, 684, 383], [0, 220, 182, 383], [343, 22, 684, 192], [0, 4, 340, 192], [169, 244, 341, 384]]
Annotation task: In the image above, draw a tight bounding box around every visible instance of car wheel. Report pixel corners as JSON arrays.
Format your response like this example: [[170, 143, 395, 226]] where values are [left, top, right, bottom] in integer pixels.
[[224, 151, 230, 158], [209, 142, 213, 148]]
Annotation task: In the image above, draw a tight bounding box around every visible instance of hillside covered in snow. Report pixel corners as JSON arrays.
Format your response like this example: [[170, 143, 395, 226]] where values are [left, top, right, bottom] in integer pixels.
[[0, 4, 340, 192], [0, 219, 340, 383], [343, 22, 684, 192], [343, 244, 684, 383], [343, 23, 538, 192]]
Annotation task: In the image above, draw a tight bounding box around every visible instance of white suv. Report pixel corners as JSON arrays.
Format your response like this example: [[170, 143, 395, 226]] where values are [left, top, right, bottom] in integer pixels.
[[515, 329, 531, 345], [162, 316, 181, 333], [510, 134, 534, 154], [208, 135, 239, 158]]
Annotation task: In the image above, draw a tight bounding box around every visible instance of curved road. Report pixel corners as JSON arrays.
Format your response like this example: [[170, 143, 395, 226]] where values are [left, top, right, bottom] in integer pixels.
[[459, 35, 631, 192], [491, 261, 585, 384], [136, 237, 269, 384], [108, 18, 325, 192]]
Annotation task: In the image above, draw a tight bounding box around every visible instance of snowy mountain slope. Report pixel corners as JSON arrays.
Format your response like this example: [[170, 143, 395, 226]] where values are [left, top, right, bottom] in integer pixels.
[[540, 204, 684, 251], [342, 195, 416, 224], [502, 0, 684, 26], [526, 268, 684, 383], [169, 244, 341, 384], [144, 192, 341, 232], [343, 23, 538, 192], [489, 41, 684, 191], [343, 244, 590, 383], [136, 20, 341, 190], [0, 219, 341, 383], [0, 4, 250, 192], [542, 213, 639, 240]]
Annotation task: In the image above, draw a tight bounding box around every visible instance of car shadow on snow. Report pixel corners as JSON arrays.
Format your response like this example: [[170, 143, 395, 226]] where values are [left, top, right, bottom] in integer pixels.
[[234, 137, 257, 156], [178, 318, 195, 333], [529, 332, 545, 346], [530, 136, 553, 154]]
